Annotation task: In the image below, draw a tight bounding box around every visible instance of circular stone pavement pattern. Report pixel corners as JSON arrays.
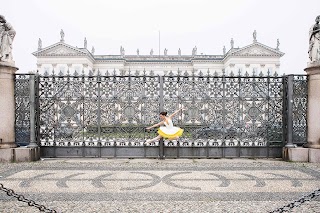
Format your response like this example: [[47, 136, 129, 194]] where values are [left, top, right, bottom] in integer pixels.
[[1, 158, 320, 213]]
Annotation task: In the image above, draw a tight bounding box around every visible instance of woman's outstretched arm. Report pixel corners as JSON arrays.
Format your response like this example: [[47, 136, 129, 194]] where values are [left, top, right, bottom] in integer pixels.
[[169, 108, 184, 118], [146, 121, 164, 130]]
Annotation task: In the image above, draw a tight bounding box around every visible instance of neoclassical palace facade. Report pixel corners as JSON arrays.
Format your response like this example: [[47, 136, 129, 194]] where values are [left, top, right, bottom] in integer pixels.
[[33, 31, 284, 75]]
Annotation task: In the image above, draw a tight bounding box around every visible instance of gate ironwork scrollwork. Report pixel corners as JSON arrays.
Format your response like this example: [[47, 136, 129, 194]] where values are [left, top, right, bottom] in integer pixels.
[[14, 70, 308, 158], [14, 74, 31, 146]]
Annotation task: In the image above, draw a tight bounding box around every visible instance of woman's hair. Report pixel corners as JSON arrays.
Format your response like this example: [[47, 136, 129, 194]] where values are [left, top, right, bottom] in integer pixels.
[[159, 112, 167, 116]]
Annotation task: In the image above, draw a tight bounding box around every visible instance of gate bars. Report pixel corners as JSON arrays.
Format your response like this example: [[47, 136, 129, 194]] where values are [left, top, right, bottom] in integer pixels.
[[14, 70, 308, 158]]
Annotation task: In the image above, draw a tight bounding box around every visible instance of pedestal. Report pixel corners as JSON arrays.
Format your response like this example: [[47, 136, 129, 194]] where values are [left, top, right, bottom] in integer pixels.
[[14, 147, 40, 162], [0, 147, 40, 162], [0, 148, 14, 162], [0, 62, 18, 149], [309, 148, 320, 163], [304, 62, 320, 148], [287, 147, 309, 162]]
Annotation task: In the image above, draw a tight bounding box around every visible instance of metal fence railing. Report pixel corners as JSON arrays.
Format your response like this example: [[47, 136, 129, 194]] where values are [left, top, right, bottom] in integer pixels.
[[14, 70, 308, 158]]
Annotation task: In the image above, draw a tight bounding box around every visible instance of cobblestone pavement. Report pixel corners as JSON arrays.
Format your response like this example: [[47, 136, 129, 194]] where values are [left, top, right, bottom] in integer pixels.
[[1, 158, 320, 213]]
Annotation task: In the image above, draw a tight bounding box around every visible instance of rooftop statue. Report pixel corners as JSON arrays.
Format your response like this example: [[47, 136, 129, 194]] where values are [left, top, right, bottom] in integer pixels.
[[38, 38, 42, 51], [192, 46, 197, 56], [253, 30, 257, 42], [60, 29, 64, 42], [276, 39, 280, 50], [308, 15, 320, 62], [0, 15, 16, 62], [120, 46, 125, 56], [230, 38, 234, 49], [84, 37, 87, 49]]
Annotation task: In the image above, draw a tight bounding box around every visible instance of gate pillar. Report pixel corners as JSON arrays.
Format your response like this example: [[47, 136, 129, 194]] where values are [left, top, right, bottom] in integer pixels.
[[0, 62, 18, 149], [0, 63, 40, 162], [304, 62, 320, 162], [304, 62, 320, 149]]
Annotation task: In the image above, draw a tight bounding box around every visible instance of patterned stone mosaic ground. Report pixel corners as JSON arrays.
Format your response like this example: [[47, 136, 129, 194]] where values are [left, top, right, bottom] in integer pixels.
[[1, 158, 320, 212]]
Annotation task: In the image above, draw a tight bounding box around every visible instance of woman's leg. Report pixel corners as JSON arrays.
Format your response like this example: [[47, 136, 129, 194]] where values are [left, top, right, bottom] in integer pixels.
[[145, 135, 162, 144], [169, 136, 179, 141]]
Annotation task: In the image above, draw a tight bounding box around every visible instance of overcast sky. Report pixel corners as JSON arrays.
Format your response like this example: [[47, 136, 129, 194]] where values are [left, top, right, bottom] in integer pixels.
[[1, 0, 319, 74]]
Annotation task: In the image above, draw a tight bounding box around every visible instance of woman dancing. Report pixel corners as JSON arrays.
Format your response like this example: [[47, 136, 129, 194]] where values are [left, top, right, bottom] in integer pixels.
[[144, 108, 184, 145]]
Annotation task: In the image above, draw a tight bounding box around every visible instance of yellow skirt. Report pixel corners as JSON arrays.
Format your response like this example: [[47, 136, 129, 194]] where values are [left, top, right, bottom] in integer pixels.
[[158, 127, 184, 140]]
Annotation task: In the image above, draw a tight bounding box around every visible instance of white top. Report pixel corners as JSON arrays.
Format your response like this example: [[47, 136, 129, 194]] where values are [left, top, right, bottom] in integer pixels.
[[159, 118, 180, 135]]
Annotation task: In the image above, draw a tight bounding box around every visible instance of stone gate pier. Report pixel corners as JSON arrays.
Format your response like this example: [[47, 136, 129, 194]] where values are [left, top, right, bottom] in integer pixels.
[[286, 15, 320, 162], [0, 62, 17, 149], [304, 61, 320, 162], [0, 15, 39, 162], [0, 62, 40, 162]]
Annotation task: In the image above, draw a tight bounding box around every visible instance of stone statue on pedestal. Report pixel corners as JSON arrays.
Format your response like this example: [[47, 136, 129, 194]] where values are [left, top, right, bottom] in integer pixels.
[[0, 15, 16, 62], [150, 48, 153, 56], [178, 48, 181, 56], [308, 15, 320, 62], [304, 15, 320, 156], [84, 37, 87, 49], [0, 15, 19, 153], [223, 46, 226, 55]]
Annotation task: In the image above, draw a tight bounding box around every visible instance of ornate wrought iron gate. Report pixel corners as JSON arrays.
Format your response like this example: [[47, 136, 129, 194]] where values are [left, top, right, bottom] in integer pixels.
[[14, 71, 307, 158]]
